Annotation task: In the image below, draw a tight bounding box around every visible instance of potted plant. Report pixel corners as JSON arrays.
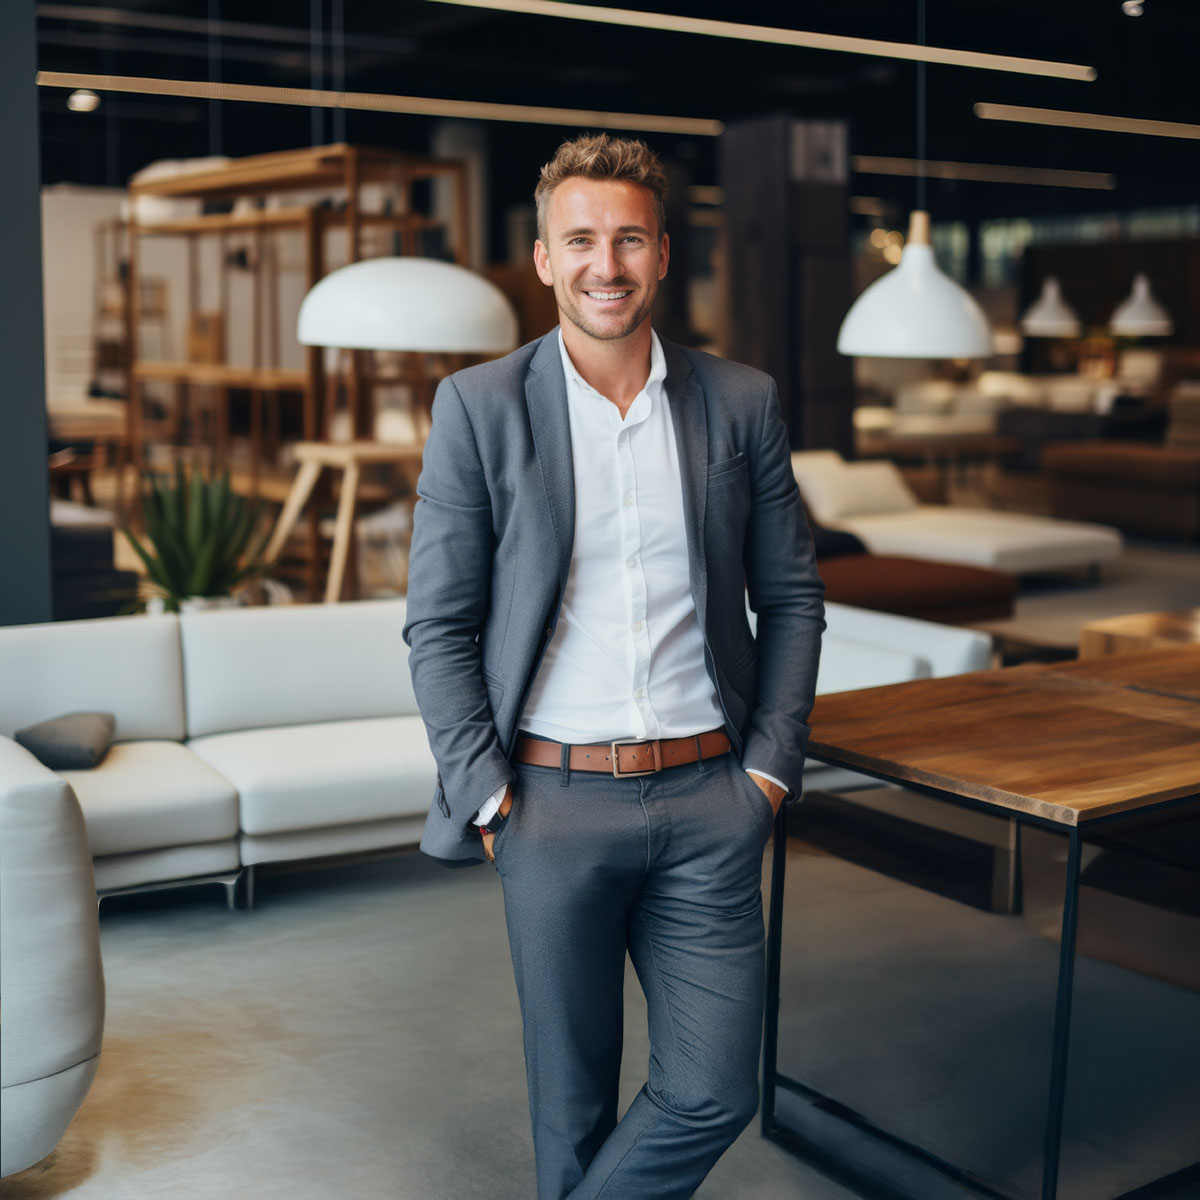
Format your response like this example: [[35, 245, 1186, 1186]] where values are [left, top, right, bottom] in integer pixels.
[[122, 463, 271, 613]]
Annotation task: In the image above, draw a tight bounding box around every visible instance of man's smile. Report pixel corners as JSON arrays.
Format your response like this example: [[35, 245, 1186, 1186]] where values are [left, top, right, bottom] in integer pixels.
[[583, 289, 633, 302]]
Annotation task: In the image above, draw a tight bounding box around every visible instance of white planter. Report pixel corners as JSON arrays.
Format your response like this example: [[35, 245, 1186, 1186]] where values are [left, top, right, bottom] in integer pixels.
[[145, 595, 246, 616]]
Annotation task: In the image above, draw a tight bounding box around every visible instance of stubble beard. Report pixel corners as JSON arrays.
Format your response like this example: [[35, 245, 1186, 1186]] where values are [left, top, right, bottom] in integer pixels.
[[558, 279, 658, 343]]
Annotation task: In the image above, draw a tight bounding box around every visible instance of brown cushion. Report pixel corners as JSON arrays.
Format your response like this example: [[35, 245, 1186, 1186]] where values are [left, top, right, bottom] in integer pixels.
[[1043, 442, 1200, 488], [819, 555, 1017, 623]]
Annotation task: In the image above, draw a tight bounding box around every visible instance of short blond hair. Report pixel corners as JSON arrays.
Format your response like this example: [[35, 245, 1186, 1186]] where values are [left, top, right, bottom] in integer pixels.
[[535, 133, 667, 242]]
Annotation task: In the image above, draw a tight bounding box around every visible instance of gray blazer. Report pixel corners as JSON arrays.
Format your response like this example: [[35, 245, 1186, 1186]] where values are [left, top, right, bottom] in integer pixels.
[[403, 332, 825, 865]]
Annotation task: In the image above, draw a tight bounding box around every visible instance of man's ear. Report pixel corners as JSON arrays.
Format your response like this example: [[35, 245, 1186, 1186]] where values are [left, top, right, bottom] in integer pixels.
[[534, 240, 554, 287], [658, 232, 670, 281]]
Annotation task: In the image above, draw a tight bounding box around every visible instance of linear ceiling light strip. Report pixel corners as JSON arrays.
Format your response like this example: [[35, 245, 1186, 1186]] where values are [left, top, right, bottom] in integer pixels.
[[852, 155, 1116, 190], [426, 0, 1096, 80], [975, 102, 1200, 141], [35, 71, 723, 136]]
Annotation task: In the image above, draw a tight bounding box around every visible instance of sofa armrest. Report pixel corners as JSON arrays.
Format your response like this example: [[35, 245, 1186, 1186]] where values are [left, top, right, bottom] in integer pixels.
[[0, 734, 105, 1127], [823, 601, 992, 679]]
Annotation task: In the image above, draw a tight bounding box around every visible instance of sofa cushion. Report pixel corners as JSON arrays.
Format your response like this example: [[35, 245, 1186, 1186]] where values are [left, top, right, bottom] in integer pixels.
[[817, 636, 929, 694], [181, 599, 417, 738], [61, 741, 239, 857], [187, 715, 436, 837], [15, 712, 115, 771], [819, 555, 1016, 623], [798, 460, 919, 524], [810, 522, 867, 561], [0, 614, 185, 742], [834, 506, 1122, 574]]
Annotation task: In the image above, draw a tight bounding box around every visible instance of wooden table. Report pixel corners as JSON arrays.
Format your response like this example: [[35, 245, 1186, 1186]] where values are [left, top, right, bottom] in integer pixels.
[[1079, 607, 1200, 659], [763, 648, 1200, 1200], [262, 440, 423, 603]]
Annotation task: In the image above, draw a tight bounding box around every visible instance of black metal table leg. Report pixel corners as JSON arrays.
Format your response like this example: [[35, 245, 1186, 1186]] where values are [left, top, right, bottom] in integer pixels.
[[1041, 827, 1083, 1200], [762, 800, 789, 1134]]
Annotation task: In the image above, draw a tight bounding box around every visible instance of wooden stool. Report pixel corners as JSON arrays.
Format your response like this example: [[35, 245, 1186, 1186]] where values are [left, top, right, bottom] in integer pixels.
[[263, 440, 423, 603]]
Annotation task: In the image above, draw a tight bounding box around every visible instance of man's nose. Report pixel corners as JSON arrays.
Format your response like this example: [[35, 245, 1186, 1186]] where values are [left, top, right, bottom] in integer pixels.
[[593, 241, 620, 280]]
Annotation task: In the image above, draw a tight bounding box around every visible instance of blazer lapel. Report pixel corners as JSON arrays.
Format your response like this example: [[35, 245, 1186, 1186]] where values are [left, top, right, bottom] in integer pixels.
[[662, 338, 709, 628], [525, 334, 576, 593]]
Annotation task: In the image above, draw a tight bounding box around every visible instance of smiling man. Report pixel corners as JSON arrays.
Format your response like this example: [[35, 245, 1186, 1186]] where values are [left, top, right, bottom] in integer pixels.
[[404, 134, 824, 1200]]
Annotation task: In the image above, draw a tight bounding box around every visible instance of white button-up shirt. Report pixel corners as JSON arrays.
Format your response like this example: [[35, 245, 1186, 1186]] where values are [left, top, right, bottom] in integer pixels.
[[520, 329, 725, 744], [475, 329, 781, 823]]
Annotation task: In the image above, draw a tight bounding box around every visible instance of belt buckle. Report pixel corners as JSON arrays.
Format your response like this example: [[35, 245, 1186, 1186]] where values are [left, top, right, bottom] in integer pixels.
[[610, 738, 661, 778]]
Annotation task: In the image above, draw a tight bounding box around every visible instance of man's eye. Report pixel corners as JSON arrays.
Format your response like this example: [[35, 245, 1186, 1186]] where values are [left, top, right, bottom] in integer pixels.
[[568, 237, 589, 246]]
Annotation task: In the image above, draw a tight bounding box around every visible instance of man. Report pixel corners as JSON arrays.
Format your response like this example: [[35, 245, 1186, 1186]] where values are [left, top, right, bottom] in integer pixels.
[[403, 133, 824, 1200]]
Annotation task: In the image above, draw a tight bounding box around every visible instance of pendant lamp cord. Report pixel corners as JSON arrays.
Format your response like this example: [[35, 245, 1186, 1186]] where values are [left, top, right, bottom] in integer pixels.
[[916, 0, 927, 213]]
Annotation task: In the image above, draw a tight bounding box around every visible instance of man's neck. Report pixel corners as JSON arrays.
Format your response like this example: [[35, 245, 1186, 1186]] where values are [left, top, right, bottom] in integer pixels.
[[560, 321, 654, 419]]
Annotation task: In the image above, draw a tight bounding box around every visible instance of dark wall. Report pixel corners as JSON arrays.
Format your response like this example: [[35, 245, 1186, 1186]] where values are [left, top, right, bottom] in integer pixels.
[[1, 0, 53, 626]]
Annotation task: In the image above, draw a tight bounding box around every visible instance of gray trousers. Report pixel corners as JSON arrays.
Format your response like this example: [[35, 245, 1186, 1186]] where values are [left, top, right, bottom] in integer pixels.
[[491, 751, 776, 1200]]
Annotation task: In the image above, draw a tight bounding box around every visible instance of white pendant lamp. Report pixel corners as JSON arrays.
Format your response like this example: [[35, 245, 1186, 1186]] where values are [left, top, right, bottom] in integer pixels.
[[1109, 273, 1173, 337], [298, 257, 518, 353], [837, 211, 993, 358], [1020, 276, 1081, 338]]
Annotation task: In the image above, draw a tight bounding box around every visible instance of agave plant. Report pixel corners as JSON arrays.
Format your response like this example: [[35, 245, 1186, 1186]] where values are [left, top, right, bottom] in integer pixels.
[[122, 463, 271, 612]]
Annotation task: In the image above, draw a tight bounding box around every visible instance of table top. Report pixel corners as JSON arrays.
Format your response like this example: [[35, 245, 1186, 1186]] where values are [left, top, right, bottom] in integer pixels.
[[807, 646, 1200, 826]]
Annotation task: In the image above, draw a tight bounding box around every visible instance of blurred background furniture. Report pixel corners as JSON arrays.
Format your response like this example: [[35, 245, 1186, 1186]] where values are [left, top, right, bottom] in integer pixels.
[[262, 440, 424, 603], [1079, 607, 1200, 658], [793, 451, 1123, 574], [0, 739, 105, 1178], [123, 144, 469, 500], [1042, 385, 1200, 540]]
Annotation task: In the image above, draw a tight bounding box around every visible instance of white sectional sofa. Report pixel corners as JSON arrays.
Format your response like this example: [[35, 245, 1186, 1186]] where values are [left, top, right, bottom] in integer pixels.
[[792, 450, 1123, 574], [0, 600, 435, 908], [0, 598, 992, 906]]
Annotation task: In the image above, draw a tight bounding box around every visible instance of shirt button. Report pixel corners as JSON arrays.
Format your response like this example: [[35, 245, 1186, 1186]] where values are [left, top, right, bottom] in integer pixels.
[[626, 555, 637, 569], [623, 492, 634, 507], [632, 620, 644, 632], [634, 687, 646, 700]]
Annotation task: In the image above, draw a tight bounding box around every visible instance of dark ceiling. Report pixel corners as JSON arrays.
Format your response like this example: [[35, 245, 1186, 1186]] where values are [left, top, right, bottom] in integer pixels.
[[36, 0, 1200, 243]]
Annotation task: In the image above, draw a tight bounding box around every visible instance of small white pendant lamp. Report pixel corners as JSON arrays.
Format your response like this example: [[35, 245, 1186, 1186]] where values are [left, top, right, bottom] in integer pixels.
[[1020, 276, 1081, 338], [1109, 273, 1173, 337], [298, 257, 518, 352], [836, 211, 993, 358]]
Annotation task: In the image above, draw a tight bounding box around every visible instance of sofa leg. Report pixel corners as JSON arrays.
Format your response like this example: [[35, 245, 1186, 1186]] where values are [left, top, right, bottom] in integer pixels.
[[235, 864, 256, 912]]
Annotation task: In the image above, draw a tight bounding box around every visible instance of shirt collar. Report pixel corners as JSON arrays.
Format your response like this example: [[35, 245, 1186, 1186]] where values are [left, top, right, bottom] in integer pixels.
[[556, 326, 666, 403]]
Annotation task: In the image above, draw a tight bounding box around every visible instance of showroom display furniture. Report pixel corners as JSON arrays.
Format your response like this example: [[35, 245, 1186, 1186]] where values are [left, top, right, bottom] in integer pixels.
[[811, 524, 1017, 623], [1079, 607, 1200, 658], [0, 599, 434, 907], [0, 598, 991, 905], [793, 451, 1123, 574], [1042, 386, 1200, 540], [764, 648, 1200, 1200], [0, 739, 105, 1178]]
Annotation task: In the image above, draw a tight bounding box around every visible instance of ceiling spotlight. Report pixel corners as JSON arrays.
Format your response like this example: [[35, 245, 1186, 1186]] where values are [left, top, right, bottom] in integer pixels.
[[66, 88, 101, 112], [1121, 1, 1144, 15]]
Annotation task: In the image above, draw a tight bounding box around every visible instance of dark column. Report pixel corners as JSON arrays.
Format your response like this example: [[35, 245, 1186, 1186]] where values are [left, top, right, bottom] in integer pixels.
[[720, 115, 854, 454], [0, 0, 53, 625]]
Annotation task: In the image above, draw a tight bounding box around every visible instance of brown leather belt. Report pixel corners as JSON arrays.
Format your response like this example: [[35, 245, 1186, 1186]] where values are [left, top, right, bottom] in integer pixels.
[[513, 729, 731, 778]]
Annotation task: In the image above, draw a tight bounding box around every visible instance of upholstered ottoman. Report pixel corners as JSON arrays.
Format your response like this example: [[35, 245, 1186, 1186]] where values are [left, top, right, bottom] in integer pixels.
[[818, 554, 1017, 624]]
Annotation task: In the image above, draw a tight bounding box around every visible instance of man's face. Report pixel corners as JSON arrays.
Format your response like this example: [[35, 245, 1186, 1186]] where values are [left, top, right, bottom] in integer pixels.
[[533, 177, 669, 345]]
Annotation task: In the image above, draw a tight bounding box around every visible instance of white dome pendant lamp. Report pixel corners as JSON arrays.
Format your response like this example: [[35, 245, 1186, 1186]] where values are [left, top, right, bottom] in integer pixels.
[[837, 211, 992, 357], [1109, 273, 1173, 337], [836, 0, 991, 360], [1020, 277, 1082, 338]]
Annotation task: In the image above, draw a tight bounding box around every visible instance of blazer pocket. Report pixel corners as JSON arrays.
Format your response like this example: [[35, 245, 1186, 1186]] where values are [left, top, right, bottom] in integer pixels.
[[707, 452, 747, 487]]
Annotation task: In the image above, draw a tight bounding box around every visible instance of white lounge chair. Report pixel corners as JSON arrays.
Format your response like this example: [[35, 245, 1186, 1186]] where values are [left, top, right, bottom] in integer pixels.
[[792, 451, 1122, 575]]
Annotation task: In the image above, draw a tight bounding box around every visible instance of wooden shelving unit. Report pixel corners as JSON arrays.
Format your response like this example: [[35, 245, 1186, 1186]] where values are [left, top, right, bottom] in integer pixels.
[[124, 143, 469, 494]]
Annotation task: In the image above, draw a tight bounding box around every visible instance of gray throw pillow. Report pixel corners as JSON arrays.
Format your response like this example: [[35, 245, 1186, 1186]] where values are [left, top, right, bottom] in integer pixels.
[[15, 711, 116, 770]]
